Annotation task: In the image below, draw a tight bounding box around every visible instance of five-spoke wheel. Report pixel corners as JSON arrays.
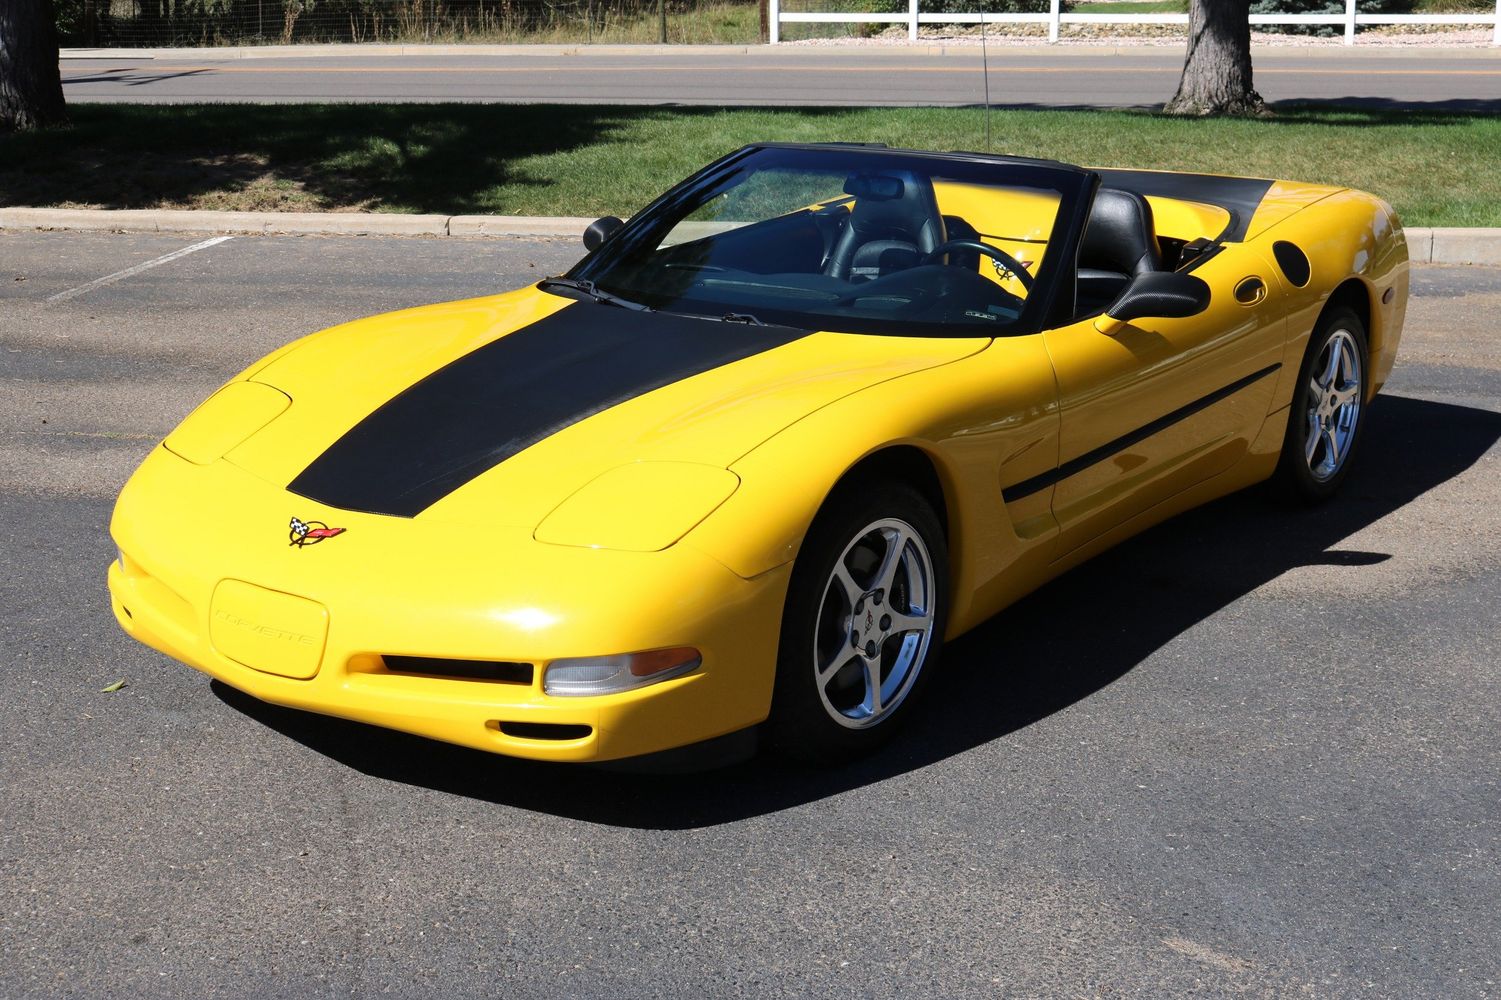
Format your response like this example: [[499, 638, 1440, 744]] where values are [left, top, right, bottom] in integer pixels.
[[1303, 328, 1364, 483], [814, 518, 936, 729], [1276, 305, 1370, 501], [769, 480, 948, 761]]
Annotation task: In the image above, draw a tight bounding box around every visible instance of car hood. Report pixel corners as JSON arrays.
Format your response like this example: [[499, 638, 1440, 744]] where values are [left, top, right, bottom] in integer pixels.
[[223, 286, 987, 529]]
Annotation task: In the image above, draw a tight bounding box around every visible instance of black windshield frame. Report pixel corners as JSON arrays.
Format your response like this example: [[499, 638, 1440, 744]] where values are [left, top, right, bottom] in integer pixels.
[[567, 143, 1098, 338]]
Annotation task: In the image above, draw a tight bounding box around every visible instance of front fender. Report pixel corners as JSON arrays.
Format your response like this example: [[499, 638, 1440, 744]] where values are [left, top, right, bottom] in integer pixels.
[[1248, 189, 1408, 409], [682, 332, 1063, 636]]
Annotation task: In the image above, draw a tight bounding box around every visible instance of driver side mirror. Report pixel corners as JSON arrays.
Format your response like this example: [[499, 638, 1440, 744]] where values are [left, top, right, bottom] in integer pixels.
[[583, 216, 624, 252], [1094, 271, 1211, 336]]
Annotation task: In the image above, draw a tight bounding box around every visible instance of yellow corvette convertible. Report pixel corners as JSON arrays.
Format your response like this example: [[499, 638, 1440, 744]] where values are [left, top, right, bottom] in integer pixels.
[[108, 143, 1408, 765]]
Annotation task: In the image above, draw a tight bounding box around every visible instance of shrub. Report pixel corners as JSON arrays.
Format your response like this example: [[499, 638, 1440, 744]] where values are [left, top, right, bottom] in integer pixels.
[[1250, 0, 1414, 35]]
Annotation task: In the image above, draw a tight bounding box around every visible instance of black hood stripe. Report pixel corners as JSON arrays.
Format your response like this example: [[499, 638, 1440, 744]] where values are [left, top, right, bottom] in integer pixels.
[[288, 299, 806, 518]]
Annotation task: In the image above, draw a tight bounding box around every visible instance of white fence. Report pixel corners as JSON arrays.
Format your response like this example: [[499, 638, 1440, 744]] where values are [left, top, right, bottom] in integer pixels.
[[769, 0, 1501, 45]]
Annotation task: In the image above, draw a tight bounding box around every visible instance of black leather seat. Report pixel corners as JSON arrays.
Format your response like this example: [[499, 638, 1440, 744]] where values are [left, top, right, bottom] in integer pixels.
[[1077, 187, 1162, 312], [824, 171, 946, 283]]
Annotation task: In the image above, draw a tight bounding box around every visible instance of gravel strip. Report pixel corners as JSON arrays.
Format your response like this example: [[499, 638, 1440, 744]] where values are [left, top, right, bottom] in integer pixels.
[[782, 26, 1497, 47]]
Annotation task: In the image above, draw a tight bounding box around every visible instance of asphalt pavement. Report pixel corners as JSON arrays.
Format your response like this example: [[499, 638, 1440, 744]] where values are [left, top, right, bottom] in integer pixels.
[[57, 45, 1501, 110], [1, 229, 1499, 997]]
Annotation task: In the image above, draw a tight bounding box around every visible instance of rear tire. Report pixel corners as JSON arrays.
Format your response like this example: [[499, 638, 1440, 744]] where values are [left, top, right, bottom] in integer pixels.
[[766, 479, 948, 764], [1273, 306, 1370, 503]]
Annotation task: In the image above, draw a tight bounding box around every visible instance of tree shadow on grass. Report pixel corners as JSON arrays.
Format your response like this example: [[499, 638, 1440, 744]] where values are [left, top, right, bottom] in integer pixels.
[[212, 393, 1501, 830], [1, 103, 712, 214], [957, 100, 1501, 123], [1270, 97, 1501, 120]]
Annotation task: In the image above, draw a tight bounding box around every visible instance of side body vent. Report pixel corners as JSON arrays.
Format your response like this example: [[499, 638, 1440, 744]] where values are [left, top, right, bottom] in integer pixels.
[[1273, 241, 1312, 288]]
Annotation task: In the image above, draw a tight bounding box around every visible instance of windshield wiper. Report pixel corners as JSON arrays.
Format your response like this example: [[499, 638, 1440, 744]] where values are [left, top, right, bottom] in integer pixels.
[[538, 276, 651, 312], [678, 310, 773, 327]]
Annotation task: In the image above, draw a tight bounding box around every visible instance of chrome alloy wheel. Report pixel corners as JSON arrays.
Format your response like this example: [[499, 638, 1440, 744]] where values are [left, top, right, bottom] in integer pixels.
[[812, 517, 936, 729], [1304, 328, 1364, 483]]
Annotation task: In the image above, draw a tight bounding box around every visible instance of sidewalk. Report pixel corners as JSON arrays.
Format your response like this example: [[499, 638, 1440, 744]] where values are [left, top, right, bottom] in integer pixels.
[[3, 207, 1498, 264]]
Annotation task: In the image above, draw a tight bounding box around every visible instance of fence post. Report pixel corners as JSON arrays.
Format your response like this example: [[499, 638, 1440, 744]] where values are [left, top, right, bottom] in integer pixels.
[[908, 0, 919, 42], [768, 0, 779, 43], [1344, 0, 1356, 44], [1494, 0, 1500, 46], [1049, 0, 1060, 43]]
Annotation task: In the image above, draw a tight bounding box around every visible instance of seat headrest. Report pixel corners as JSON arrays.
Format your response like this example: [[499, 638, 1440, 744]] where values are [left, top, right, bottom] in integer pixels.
[[823, 170, 946, 280], [1082, 187, 1161, 277]]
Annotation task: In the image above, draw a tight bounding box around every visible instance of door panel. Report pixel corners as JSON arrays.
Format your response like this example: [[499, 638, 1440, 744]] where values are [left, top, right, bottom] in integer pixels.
[[1040, 248, 1288, 556]]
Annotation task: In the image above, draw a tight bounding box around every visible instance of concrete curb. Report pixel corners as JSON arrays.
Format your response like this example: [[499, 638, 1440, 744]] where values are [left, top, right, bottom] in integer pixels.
[[58, 43, 1501, 61], [4, 209, 1499, 264], [0, 207, 593, 239], [1406, 227, 1501, 266]]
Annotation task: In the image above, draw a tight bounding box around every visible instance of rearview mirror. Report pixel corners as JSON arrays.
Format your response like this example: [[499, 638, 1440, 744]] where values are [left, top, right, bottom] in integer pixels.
[[1095, 271, 1211, 335], [583, 216, 624, 252], [843, 173, 905, 201]]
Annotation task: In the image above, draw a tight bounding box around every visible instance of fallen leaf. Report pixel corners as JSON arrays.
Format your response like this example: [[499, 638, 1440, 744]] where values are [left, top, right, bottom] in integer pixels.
[[100, 679, 127, 693]]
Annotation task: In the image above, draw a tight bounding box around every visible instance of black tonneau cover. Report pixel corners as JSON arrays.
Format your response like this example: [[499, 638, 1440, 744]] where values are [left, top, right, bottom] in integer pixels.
[[1095, 169, 1276, 242]]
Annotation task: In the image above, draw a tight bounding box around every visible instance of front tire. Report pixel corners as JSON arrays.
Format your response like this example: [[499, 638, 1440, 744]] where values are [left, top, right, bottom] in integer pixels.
[[766, 480, 948, 763], [1274, 306, 1370, 502]]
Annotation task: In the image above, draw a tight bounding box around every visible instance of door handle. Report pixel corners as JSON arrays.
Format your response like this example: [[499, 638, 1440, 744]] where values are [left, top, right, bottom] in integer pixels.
[[1234, 276, 1267, 306]]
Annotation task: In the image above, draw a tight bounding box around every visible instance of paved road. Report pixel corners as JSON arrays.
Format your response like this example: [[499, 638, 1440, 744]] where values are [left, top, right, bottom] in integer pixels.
[[58, 46, 1501, 109], [2, 229, 1500, 997]]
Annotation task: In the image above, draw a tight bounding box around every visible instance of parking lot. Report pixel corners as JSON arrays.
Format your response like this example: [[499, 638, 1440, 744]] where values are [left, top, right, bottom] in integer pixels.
[[2, 229, 1498, 997]]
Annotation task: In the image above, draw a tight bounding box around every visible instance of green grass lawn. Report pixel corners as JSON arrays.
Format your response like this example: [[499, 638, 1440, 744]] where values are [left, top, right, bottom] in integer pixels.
[[2, 103, 1497, 226]]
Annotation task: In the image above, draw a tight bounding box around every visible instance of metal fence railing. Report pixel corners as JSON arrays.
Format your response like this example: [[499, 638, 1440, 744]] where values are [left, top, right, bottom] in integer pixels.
[[56, 0, 769, 47], [770, 0, 1501, 45]]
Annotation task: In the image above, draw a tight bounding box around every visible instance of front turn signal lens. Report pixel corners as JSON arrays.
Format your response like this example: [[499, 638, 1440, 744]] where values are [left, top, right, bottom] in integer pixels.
[[543, 647, 701, 697]]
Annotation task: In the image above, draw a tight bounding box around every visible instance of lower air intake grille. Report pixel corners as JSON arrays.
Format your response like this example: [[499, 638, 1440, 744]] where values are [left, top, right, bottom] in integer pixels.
[[382, 655, 533, 684], [498, 722, 593, 742]]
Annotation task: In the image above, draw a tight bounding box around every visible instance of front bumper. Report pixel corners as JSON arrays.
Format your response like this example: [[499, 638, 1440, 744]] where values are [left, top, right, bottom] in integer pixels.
[[108, 447, 790, 762]]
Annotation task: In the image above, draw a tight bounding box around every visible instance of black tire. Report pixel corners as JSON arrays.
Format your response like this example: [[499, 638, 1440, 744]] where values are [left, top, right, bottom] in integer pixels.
[[1273, 305, 1371, 503], [766, 478, 949, 764]]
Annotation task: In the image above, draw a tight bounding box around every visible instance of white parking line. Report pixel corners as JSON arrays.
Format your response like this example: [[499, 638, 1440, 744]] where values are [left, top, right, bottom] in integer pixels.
[[46, 235, 234, 304]]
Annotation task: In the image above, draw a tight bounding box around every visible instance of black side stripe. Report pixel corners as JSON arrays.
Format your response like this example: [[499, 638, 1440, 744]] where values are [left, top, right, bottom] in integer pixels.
[[288, 300, 806, 518], [1002, 363, 1282, 504]]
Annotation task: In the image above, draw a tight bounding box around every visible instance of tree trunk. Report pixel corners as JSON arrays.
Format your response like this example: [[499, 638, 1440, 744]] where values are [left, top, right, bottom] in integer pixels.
[[1163, 0, 1269, 117], [0, 0, 68, 133]]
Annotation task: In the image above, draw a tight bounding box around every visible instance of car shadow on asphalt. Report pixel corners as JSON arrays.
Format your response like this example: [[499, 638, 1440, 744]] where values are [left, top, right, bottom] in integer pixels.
[[213, 392, 1501, 830]]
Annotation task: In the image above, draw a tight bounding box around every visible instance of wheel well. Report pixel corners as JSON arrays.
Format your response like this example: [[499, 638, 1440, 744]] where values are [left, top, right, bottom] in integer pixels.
[[1323, 278, 1373, 342], [834, 446, 950, 538]]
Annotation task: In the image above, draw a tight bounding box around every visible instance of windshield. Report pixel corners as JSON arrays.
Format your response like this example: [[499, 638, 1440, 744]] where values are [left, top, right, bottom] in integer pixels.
[[569, 145, 1090, 337]]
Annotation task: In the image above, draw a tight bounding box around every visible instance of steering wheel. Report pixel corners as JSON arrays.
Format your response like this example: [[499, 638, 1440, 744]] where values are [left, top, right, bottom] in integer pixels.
[[921, 239, 1034, 292]]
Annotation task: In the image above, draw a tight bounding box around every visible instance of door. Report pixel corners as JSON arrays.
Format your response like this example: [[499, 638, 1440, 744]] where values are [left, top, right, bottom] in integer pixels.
[[1040, 247, 1287, 556]]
